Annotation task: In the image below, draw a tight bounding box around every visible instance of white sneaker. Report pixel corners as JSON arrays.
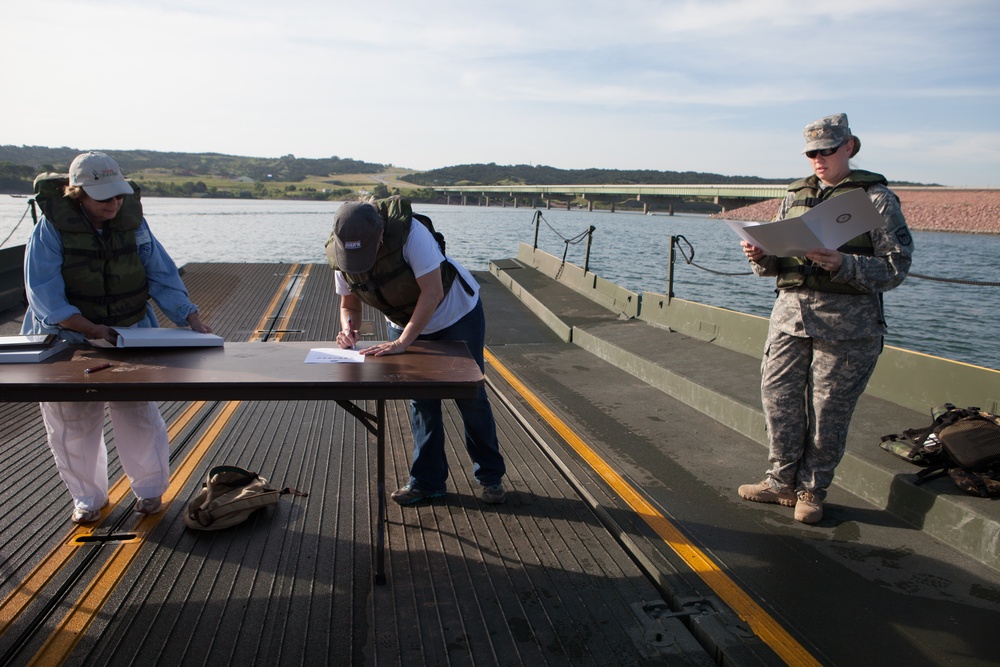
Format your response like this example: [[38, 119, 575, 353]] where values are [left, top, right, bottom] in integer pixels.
[[70, 507, 101, 524], [71, 506, 102, 524], [135, 497, 163, 514]]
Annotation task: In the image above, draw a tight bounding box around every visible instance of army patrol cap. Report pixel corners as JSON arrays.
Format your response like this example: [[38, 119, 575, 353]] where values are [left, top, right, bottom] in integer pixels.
[[331, 202, 384, 272], [802, 113, 854, 153]]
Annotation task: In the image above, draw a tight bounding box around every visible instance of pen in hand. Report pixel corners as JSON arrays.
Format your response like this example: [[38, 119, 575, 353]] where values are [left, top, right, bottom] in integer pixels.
[[347, 316, 355, 349]]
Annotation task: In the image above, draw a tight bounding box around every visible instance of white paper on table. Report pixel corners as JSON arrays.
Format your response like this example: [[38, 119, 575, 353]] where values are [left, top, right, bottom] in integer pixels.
[[304, 347, 365, 363], [725, 188, 884, 257]]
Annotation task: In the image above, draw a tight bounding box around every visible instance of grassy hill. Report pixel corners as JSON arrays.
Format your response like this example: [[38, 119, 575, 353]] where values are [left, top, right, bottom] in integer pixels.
[[401, 162, 791, 187], [0, 146, 403, 200], [4, 145, 927, 201]]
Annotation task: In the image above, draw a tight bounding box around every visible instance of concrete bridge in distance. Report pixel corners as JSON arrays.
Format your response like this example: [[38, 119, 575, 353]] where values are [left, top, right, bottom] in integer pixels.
[[433, 183, 788, 214]]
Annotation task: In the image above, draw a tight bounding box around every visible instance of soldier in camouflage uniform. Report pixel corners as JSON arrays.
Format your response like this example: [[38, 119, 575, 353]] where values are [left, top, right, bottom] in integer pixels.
[[737, 113, 913, 523]]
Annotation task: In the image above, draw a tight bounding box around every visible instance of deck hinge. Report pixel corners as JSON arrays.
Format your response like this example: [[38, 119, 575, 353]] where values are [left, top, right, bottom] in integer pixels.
[[71, 532, 140, 546]]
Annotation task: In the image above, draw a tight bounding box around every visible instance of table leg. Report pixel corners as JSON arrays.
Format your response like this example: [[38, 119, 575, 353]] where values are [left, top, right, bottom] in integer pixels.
[[375, 399, 387, 585]]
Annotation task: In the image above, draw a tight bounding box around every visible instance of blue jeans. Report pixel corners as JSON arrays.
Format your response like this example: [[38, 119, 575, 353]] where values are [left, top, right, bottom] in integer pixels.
[[387, 298, 506, 490]]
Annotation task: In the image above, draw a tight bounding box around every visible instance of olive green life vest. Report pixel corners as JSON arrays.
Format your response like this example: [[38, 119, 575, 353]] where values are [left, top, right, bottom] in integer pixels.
[[775, 170, 888, 294], [31, 174, 150, 327], [325, 197, 467, 328]]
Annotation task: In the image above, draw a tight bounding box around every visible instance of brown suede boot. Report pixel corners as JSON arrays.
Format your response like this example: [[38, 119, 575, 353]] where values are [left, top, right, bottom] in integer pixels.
[[794, 491, 823, 524], [738, 481, 796, 507]]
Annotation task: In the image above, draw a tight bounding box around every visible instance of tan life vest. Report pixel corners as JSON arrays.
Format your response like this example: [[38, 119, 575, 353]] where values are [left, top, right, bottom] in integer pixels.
[[774, 170, 887, 294]]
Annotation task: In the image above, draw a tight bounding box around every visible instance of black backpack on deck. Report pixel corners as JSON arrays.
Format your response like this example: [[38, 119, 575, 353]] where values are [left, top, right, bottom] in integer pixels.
[[879, 404, 1000, 497]]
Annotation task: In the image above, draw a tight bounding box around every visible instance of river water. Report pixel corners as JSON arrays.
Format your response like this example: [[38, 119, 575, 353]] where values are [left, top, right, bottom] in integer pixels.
[[2, 196, 998, 371]]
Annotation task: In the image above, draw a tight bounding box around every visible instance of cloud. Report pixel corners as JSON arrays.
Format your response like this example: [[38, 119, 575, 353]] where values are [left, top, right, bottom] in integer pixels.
[[2, 0, 998, 185]]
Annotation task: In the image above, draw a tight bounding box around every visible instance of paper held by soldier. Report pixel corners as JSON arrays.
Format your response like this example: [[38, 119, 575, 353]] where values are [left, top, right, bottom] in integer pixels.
[[726, 188, 884, 257]]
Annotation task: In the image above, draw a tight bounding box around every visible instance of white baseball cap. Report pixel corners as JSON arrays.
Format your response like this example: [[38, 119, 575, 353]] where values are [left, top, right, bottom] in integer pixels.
[[68, 151, 134, 201]]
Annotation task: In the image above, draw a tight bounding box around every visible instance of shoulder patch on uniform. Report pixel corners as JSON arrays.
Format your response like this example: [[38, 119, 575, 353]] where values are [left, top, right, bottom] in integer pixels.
[[895, 227, 912, 247]]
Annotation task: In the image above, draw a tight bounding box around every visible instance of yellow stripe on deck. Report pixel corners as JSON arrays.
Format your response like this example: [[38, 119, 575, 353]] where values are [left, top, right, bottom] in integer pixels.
[[0, 264, 313, 665], [0, 400, 208, 633], [484, 348, 821, 667]]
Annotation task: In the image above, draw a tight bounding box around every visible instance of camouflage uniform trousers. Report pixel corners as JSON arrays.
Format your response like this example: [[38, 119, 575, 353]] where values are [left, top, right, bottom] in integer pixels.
[[760, 330, 882, 500]]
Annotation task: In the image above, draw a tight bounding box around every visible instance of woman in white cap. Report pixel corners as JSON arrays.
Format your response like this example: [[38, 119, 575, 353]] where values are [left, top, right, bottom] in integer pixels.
[[22, 151, 212, 524], [736, 114, 913, 524]]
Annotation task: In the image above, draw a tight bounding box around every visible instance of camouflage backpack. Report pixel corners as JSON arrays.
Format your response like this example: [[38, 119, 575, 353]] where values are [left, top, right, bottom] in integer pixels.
[[880, 404, 1000, 497]]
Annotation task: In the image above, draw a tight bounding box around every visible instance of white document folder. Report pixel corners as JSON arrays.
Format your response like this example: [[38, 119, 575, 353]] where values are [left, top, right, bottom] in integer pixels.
[[89, 328, 225, 348], [726, 188, 884, 257]]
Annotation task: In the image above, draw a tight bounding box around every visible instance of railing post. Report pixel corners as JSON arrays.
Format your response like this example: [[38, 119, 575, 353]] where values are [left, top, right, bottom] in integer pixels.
[[533, 210, 541, 249], [667, 235, 676, 304], [584, 225, 596, 273]]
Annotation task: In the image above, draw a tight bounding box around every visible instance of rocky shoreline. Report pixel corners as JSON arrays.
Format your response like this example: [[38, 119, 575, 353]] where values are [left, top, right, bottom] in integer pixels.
[[713, 188, 1000, 234]]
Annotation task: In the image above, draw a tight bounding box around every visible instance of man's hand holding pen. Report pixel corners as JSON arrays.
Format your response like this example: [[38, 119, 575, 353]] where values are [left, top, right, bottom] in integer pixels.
[[337, 315, 360, 349]]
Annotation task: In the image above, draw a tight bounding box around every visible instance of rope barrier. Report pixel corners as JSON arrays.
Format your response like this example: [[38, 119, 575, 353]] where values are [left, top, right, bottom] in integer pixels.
[[671, 235, 754, 276], [535, 215, 999, 288], [0, 201, 32, 248], [670, 236, 1000, 287], [535, 212, 594, 280], [907, 272, 1000, 287], [537, 212, 592, 248]]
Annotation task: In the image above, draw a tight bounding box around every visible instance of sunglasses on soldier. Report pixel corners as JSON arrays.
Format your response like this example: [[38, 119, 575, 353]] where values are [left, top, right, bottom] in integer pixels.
[[805, 142, 844, 159]]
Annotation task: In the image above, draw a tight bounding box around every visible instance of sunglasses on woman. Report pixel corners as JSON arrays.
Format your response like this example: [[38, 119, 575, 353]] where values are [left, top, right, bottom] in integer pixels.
[[93, 194, 125, 203], [805, 142, 844, 159]]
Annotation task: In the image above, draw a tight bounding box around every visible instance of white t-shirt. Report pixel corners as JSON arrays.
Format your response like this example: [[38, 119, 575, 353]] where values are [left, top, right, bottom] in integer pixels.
[[335, 218, 479, 334]]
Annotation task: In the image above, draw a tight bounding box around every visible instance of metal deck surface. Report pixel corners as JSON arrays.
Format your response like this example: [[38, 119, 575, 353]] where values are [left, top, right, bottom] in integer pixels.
[[0, 263, 727, 666], [2, 260, 999, 666]]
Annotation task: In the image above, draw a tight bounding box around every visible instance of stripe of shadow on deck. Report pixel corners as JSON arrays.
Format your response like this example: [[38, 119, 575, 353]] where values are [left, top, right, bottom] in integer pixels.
[[377, 399, 684, 665], [0, 262, 700, 666], [63, 396, 684, 665], [0, 264, 712, 665]]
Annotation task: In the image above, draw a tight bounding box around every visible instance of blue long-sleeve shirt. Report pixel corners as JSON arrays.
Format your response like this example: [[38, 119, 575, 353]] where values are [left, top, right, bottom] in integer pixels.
[[21, 216, 200, 343]]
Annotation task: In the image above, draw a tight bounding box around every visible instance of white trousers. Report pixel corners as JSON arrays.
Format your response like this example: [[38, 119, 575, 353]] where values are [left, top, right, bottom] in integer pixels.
[[40, 401, 170, 511]]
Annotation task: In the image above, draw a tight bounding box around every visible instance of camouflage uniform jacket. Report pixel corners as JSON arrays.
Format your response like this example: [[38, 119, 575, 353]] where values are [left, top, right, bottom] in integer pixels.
[[751, 176, 913, 340]]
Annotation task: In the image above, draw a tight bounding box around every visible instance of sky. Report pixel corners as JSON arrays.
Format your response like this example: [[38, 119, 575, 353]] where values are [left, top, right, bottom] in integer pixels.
[[2, 0, 999, 187]]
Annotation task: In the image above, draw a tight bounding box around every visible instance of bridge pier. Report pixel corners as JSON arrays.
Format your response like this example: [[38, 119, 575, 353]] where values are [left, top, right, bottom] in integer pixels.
[[715, 197, 751, 213]]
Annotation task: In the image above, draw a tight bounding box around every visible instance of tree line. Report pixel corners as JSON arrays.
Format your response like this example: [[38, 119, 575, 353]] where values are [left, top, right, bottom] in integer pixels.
[[0, 146, 386, 193], [401, 162, 793, 187], [2, 145, 930, 198]]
